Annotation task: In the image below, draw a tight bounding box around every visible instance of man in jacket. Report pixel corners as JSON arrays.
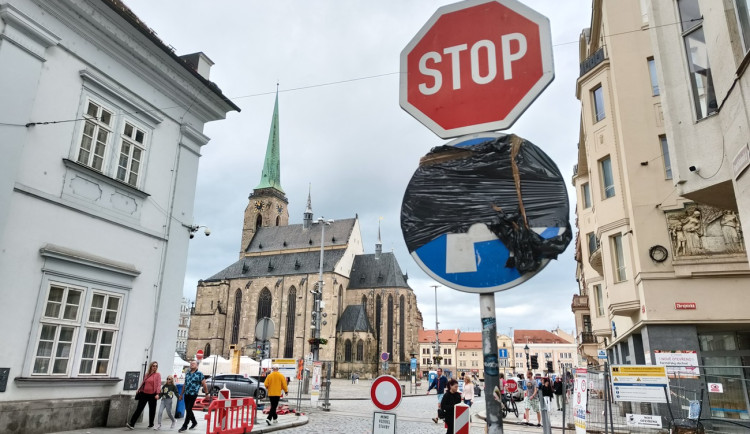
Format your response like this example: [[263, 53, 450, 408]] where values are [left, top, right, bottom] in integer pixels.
[[264, 364, 288, 425], [426, 368, 448, 423]]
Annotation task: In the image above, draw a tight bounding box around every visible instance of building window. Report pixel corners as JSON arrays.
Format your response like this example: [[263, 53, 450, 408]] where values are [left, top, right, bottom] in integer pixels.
[[387, 295, 394, 361], [231, 289, 241, 345], [33, 283, 122, 376], [648, 58, 660, 96], [284, 287, 296, 358], [356, 341, 364, 362], [612, 233, 627, 282], [600, 156, 615, 198], [678, 0, 717, 119], [344, 339, 352, 362], [257, 288, 272, 322], [660, 136, 672, 179], [594, 284, 605, 317], [77, 100, 113, 172], [737, 0, 750, 53], [592, 86, 605, 122], [116, 122, 146, 186], [587, 232, 599, 256], [399, 295, 406, 362], [582, 182, 592, 209]]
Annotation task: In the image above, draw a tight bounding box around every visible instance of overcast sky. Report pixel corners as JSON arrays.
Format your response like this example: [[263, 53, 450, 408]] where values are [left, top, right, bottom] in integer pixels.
[[126, 0, 592, 336]]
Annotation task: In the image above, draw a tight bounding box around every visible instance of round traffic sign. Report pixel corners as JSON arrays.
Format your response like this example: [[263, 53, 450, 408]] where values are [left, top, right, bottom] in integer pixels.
[[400, 133, 571, 293], [505, 379, 518, 393], [196, 349, 204, 361], [400, 0, 554, 138], [380, 352, 389, 362], [370, 375, 403, 411]]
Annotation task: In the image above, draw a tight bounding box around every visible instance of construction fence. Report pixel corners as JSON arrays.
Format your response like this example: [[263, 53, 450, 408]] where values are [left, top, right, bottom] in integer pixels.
[[560, 365, 750, 433]]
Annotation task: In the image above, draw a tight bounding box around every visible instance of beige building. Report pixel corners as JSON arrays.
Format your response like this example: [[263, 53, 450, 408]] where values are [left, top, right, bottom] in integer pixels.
[[187, 96, 422, 378], [514, 330, 576, 376], [418, 329, 458, 376], [572, 0, 750, 420]]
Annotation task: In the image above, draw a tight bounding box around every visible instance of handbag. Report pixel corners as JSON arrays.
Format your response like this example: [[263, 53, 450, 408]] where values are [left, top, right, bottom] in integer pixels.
[[135, 390, 143, 401]]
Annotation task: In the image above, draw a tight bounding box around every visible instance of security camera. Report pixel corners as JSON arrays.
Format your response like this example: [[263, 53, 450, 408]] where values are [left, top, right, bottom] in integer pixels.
[[689, 165, 698, 172], [189, 233, 195, 239], [203, 228, 211, 236]]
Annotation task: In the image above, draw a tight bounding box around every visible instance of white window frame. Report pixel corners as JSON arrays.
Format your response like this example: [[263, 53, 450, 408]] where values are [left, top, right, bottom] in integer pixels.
[[647, 58, 660, 96], [582, 182, 592, 209], [736, 0, 750, 54], [592, 85, 606, 122], [76, 99, 113, 172], [115, 121, 148, 187], [678, 0, 717, 119], [32, 283, 85, 376], [594, 284, 605, 317], [612, 233, 627, 282], [660, 135, 672, 179], [32, 282, 123, 377], [600, 156, 616, 199]]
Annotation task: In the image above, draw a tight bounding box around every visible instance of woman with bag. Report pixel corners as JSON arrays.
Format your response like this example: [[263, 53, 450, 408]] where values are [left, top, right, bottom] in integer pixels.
[[127, 361, 161, 430]]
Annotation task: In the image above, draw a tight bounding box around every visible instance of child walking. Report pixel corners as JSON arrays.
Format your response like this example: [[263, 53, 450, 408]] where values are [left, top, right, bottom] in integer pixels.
[[156, 376, 178, 430]]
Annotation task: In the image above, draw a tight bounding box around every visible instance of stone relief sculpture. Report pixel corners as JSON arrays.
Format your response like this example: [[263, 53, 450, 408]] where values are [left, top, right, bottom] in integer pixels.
[[666, 205, 745, 257]]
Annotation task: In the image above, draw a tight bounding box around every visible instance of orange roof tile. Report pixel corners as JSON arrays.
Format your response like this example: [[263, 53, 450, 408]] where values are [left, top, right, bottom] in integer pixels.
[[514, 329, 572, 344]]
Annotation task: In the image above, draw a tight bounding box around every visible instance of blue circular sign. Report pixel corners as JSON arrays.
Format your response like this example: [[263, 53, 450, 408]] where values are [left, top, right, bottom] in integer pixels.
[[400, 133, 570, 293]]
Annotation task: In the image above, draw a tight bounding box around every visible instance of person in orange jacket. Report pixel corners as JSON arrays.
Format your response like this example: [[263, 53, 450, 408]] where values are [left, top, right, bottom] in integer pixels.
[[263, 364, 288, 425]]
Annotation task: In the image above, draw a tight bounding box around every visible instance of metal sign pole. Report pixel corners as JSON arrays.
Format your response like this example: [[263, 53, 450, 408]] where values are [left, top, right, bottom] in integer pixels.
[[480, 293, 503, 434]]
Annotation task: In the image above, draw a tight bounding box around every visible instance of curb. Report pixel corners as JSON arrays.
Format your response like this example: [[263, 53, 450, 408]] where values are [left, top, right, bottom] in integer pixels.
[[250, 415, 309, 433]]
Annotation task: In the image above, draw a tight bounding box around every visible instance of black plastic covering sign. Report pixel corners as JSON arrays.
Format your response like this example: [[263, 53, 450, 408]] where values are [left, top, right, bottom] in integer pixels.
[[401, 133, 571, 293]]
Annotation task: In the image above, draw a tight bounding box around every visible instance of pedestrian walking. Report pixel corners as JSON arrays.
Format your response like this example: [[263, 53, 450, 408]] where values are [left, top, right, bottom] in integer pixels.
[[440, 379, 462, 434], [426, 368, 448, 424], [522, 371, 541, 427], [462, 376, 474, 407], [553, 376, 564, 410], [178, 360, 207, 433], [155, 375, 178, 430], [127, 361, 161, 430], [264, 364, 288, 425], [541, 377, 554, 410]]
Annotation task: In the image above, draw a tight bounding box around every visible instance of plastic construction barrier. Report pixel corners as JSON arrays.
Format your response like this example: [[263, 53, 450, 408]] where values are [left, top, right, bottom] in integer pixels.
[[204, 397, 256, 434]]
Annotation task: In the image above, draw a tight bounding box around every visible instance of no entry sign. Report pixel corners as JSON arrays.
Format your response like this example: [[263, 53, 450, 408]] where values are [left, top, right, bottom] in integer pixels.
[[400, 0, 554, 138], [370, 375, 403, 411], [196, 349, 204, 361]]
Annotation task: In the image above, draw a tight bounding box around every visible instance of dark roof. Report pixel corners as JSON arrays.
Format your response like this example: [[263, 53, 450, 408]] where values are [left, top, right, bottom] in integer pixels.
[[102, 0, 240, 112], [336, 305, 373, 333], [204, 250, 346, 281], [245, 219, 356, 253], [347, 252, 409, 289]]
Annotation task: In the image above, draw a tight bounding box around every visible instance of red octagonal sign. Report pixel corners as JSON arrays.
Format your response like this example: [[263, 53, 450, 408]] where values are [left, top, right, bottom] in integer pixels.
[[400, 0, 554, 139]]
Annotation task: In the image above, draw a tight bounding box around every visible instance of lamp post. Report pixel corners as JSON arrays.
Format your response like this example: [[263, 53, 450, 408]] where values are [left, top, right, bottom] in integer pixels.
[[431, 285, 440, 369], [312, 217, 333, 362], [524, 344, 530, 371]]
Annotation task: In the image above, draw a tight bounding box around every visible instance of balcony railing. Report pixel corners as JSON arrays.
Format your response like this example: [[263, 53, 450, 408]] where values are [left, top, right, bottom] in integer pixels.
[[579, 331, 596, 344], [571, 294, 589, 311]]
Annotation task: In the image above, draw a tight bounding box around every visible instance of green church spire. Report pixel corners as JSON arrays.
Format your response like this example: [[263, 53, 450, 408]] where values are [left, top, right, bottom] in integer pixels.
[[255, 90, 284, 193]]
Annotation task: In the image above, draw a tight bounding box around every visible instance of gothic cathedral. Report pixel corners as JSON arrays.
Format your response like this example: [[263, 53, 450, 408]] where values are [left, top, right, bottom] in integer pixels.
[[186, 94, 423, 378]]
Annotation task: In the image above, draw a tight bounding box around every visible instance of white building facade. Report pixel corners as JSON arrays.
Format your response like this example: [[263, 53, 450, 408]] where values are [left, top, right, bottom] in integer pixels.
[[0, 1, 238, 432], [176, 297, 191, 359]]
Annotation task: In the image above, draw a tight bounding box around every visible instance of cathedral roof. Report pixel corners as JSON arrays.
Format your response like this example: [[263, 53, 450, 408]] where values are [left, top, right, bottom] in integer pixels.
[[347, 252, 409, 290], [336, 304, 374, 333], [203, 249, 347, 281], [245, 218, 357, 253]]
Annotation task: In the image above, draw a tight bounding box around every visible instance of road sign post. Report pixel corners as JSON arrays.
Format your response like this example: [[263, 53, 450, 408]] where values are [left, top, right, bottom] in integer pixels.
[[400, 0, 554, 138]]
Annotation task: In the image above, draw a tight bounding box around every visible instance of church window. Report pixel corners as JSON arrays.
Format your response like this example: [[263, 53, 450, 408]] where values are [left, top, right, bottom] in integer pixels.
[[399, 295, 406, 361], [204, 343, 211, 357], [361, 295, 367, 309], [337, 285, 343, 317], [231, 289, 241, 345], [356, 340, 364, 361], [257, 288, 272, 322], [255, 214, 262, 229], [387, 295, 394, 361], [276, 216, 280, 226], [284, 287, 296, 358], [344, 339, 352, 362], [375, 295, 382, 355]]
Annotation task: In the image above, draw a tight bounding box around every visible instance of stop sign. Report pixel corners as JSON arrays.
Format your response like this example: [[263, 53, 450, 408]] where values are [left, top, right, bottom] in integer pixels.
[[400, 0, 554, 138], [196, 349, 204, 361]]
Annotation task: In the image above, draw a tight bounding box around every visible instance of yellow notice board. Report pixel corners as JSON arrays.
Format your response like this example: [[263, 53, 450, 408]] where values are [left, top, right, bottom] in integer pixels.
[[610, 365, 669, 403], [611, 366, 667, 378]]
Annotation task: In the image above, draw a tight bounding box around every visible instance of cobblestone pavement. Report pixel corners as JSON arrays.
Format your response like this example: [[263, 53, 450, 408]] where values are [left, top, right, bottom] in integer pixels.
[[284, 378, 570, 433]]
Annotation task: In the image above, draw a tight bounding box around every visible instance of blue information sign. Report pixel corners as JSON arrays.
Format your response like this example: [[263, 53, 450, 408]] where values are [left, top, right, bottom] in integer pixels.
[[401, 133, 571, 293], [498, 349, 508, 359], [410, 358, 417, 371]]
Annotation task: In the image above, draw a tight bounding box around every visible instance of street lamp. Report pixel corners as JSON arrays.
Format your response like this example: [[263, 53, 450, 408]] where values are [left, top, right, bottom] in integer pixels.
[[312, 217, 333, 362], [524, 344, 530, 371], [431, 285, 440, 369]]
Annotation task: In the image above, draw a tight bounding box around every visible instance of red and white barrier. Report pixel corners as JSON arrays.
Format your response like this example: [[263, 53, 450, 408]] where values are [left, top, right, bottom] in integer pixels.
[[453, 403, 470, 434], [204, 396, 256, 434]]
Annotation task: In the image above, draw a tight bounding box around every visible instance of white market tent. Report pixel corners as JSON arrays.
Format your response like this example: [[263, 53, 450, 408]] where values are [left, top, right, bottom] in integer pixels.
[[173, 352, 189, 377], [197, 355, 261, 377]]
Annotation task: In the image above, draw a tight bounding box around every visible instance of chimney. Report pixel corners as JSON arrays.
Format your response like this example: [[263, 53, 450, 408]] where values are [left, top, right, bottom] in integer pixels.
[[180, 52, 214, 80]]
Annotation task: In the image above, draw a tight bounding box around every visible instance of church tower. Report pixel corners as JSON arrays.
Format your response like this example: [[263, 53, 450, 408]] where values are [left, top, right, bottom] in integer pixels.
[[241, 91, 289, 254]]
